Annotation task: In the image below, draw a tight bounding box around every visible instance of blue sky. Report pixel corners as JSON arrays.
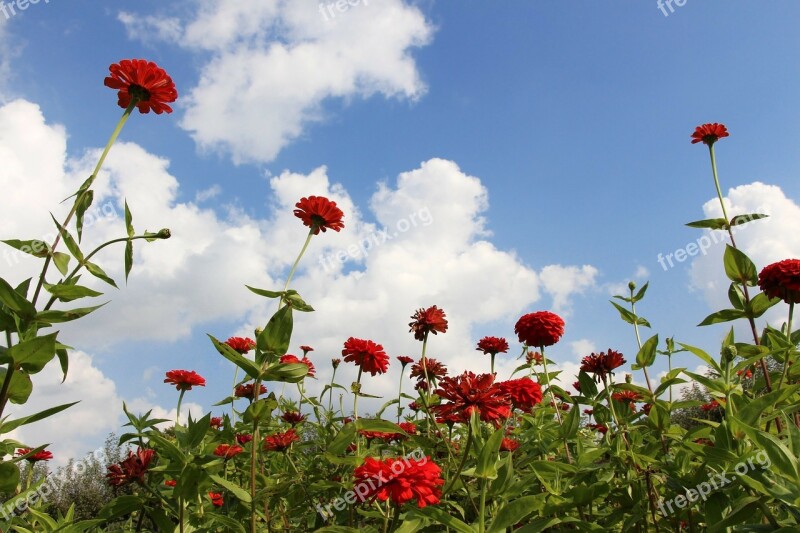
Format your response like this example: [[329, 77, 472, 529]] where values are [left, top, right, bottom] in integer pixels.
[[2, 1, 800, 461]]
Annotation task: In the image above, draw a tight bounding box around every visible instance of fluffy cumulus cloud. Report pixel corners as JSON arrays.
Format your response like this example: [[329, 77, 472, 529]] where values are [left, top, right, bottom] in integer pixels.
[[119, 0, 434, 163]]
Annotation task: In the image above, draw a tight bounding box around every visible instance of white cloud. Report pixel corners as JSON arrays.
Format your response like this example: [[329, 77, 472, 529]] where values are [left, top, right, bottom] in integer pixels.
[[195, 184, 221, 203], [118, 0, 434, 164], [540, 265, 598, 314], [570, 339, 597, 358]]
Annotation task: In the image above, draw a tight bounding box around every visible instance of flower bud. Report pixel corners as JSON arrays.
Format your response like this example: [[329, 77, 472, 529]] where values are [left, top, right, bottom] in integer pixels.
[[628, 281, 636, 291], [157, 228, 171, 239], [721, 345, 737, 363], [625, 373, 633, 384]]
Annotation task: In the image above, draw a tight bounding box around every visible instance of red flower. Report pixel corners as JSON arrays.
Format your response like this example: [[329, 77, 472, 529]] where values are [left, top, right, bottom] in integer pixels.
[[225, 336, 256, 354], [164, 479, 177, 487], [433, 372, 511, 424], [361, 422, 417, 442], [280, 354, 316, 378], [498, 378, 543, 410], [235, 382, 267, 400], [281, 411, 307, 425], [612, 390, 641, 410], [213, 444, 244, 459], [642, 403, 652, 415], [737, 368, 753, 379], [572, 381, 582, 393], [342, 337, 390, 376], [500, 438, 520, 452], [409, 305, 448, 341], [398, 422, 417, 435], [527, 351, 544, 365], [579, 350, 626, 381], [758, 259, 800, 304], [210, 416, 223, 429], [588, 423, 608, 435], [16, 448, 53, 462], [583, 409, 594, 416], [332, 358, 341, 369], [208, 492, 224, 507], [397, 356, 414, 366], [410, 358, 448, 382], [299, 345, 314, 354], [264, 429, 300, 452], [514, 312, 564, 347], [353, 456, 444, 508], [104, 59, 177, 114], [164, 370, 206, 391], [294, 196, 345, 234], [476, 336, 509, 356], [408, 401, 421, 411], [691, 123, 729, 146], [107, 448, 155, 487], [701, 400, 721, 412], [236, 434, 253, 445]]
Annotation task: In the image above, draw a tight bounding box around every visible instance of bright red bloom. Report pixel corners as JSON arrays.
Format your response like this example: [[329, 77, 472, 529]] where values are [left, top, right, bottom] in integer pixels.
[[225, 336, 256, 354], [398, 422, 417, 435], [573, 381, 582, 393], [476, 336, 509, 356], [397, 356, 414, 366], [236, 434, 253, 445], [612, 390, 641, 410], [235, 382, 267, 400], [514, 311, 564, 347], [16, 448, 53, 462], [410, 358, 448, 382], [691, 123, 729, 145], [213, 444, 244, 459], [353, 456, 444, 508], [758, 259, 800, 304], [164, 479, 177, 487], [701, 400, 721, 412], [294, 196, 345, 234], [264, 429, 300, 452], [737, 368, 753, 379], [106, 448, 155, 487], [498, 378, 543, 410], [579, 350, 626, 381], [433, 372, 512, 424], [280, 354, 315, 378], [361, 422, 417, 442], [208, 492, 224, 507], [409, 306, 448, 341], [588, 423, 608, 434], [210, 417, 223, 429], [104, 59, 177, 114], [583, 409, 594, 416], [281, 411, 307, 425], [500, 438, 520, 452], [342, 337, 390, 376], [164, 370, 206, 391]]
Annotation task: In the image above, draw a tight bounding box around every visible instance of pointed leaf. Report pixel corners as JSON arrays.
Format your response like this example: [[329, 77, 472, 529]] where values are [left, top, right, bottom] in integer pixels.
[[685, 218, 729, 230], [75, 189, 94, 242], [723, 244, 758, 286], [635, 334, 659, 368], [209, 335, 261, 379], [35, 303, 107, 324], [245, 285, 283, 299], [52, 252, 71, 276], [730, 213, 768, 226], [124, 240, 133, 282], [0, 401, 79, 433], [698, 309, 746, 326], [84, 260, 117, 288]]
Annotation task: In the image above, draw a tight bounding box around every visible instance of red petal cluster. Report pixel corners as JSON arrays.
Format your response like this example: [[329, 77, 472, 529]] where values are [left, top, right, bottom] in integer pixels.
[[758, 259, 800, 304], [236, 434, 253, 445], [164, 370, 206, 391], [213, 444, 244, 459], [579, 350, 626, 381], [433, 372, 511, 424], [500, 438, 520, 452], [342, 337, 390, 376], [691, 123, 729, 145], [264, 429, 300, 452], [353, 456, 444, 508], [409, 306, 448, 341], [293, 196, 345, 234], [235, 382, 267, 400], [210, 417, 223, 429], [104, 59, 177, 114], [16, 448, 53, 462], [409, 358, 448, 382], [225, 336, 256, 354], [497, 377, 543, 410], [397, 356, 414, 366], [611, 390, 641, 410], [514, 311, 564, 347], [281, 411, 307, 425], [209, 492, 224, 507], [106, 448, 155, 487], [280, 354, 316, 378], [476, 336, 509, 355]]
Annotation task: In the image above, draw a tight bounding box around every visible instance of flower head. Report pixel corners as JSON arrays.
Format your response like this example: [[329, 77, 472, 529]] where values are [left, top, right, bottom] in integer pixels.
[[225, 337, 256, 354], [332, 358, 341, 369], [164, 370, 206, 391], [497, 377, 543, 411], [264, 429, 300, 452], [165, 479, 177, 487], [281, 411, 307, 426], [235, 382, 267, 400], [758, 259, 800, 304], [213, 444, 244, 459], [514, 312, 564, 348], [476, 336, 509, 356], [527, 351, 544, 365], [433, 372, 511, 424], [104, 59, 177, 114], [410, 358, 448, 382], [299, 345, 314, 355], [588, 423, 608, 435], [500, 438, 520, 452], [579, 350, 626, 382], [294, 196, 345, 234], [342, 337, 390, 376], [353, 456, 444, 508], [210, 416, 223, 429], [409, 306, 448, 341], [691, 123, 729, 146], [701, 400, 722, 412], [208, 492, 224, 507], [16, 448, 53, 462], [397, 356, 414, 367], [611, 390, 641, 410], [236, 434, 253, 445], [106, 448, 155, 487]]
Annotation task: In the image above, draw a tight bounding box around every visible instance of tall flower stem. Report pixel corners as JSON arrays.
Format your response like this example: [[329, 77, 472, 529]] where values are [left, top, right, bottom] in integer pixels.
[[327, 366, 338, 420], [279, 229, 314, 309], [630, 288, 653, 394], [176, 390, 186, 424], [540, 346, 573, 464], [478, 478, 488, 533], [396, 367, 407, 423], [777, 302, 795, 390], [442, 421, 473, 496], [353, 368, 363, 456]]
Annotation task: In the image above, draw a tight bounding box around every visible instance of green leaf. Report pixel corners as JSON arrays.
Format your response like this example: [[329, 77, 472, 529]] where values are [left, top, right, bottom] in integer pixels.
[[610, 301, 650, 327], [0, 401, 78, 433], [209, 335, 261, 379], [124, 240, 133, 282], [258, 305, 293, 356], [745, 292, 780, 319], [686, 218, 729, 230], [728, 283, 745, 310], [44, 283, 103, 302], [51, 214, 84, 262], [284, 291, 315, 312], [730, 213, 768, 226], [84, 260, 117, 288], [678, 342, 722, 374], [723, 244, 758, 286], [561, 400, 580, 438], [8, 332, 58, 374], [1, 239, 51, 258], [75, 189, 94, 242], [731, 415, 800, 482], [245, 285, 284, 299], [577, 371, 598, 399], [327, 423, 357, 455], [0, 460, 20, 492], [487, 495, 545, 533], [35, 303, 107, 324], [737, 385, 800, 428], [631, 281, 649, 303], [124, 200, 134, 238], [410, 506, 475, 533], [474, 426, 505, 479], [98, 495, 145, 521], [0, 276, 37, 320], [635, 334, 659, 368], [52, 252, 71, 276], [262, 362, 308, 383], [356, 419, 408, 435], [698, 308, 746, 326], [209, 474, 253, 503], [0, 368, 32, 404], [185, 413, 210, 449]]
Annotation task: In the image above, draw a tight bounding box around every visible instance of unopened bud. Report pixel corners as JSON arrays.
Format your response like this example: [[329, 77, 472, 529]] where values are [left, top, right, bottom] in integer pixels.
[[628, 281, 636, 291], [157, 228, 171, 239]]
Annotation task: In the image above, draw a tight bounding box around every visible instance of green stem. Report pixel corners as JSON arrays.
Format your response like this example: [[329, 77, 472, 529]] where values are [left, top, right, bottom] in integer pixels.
[[478, 478, 487, 533], [354, 367, 363, 456], [327, 367, 338, 421], [397, 367, 406, 424], [709, 145, 732, 225], [490, 353, 495, 375], [631, 294, 653, 394], [442, 421, 472, 496], [279, 229, 314, 309], [176, 389, 186, 424], [777, 302, 795, 390], [541, 346, 573, 464], [0, 360, 16, 419], [32, 101, 137, 307]]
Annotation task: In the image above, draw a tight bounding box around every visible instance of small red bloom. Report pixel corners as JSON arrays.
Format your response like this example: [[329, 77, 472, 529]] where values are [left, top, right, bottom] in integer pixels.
[[208, 492, 224, 507], [225, 336, 256, 354], [409, 306, 448, 341], [236, 434, 253, 445], [588, 423, 608, 435], [106, 448, 156, 487], [281, 411, 307, 425], [758, 259, 800, 304], [476, 336, 509, 356], [213, 444, 244, 459], [164, 370, 206, 391], [579, 350, 626, 382], [353, 456, 444, 508], [611, 390, 641, 410], [583, 409, 594, 416], [164, 479, 177, 487], [514, 311, 564, 347], [691, 123, 729, 145], [433, 372, 512, 424], [264, 429, 300, 452], [299, 345, 314, 354], [281, 354, 316, 378], [342, 337, 390, 376], [397, 356, 414, 366], [498, 378, 543, 411], [235, 382, 267, 400], [410, 358, 448, 382], [104, 59, 178, 114], [408, 401, 421, 411], [737, 368, 753, 379], [573, 381, 582, 393], [16, 448, 53, 462], [398, 422, 417, 435], [294, 196, 345, 234], [527, 351, 544, 365], [701, 400, 721, 412], [210, 417, 223, 429], [500, 438, 520, 452], [642, 403, 652, 415]]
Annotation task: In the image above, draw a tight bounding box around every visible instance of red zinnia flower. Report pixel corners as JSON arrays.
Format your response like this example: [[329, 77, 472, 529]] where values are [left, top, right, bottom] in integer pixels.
[[397, 356, 414, 366], [235, 382, 267, 400], [527, 351, 544, 365], [476, 336, 509, 356], [758, 259, 800, 304], [280, 354, 316, 378], [281, 411, 307, 425], [408, 401, 421, 411], [353, 456, 444, 508], [398, 422, 417, 435], [342, 337, 390, 376], [410, 358, 448, 382], [409, 305, 448, 341], [16, 448, 53, 462], [210, 416, 223, 429], [579, 350, 626, 382], [213, 444, 244, 459], [299, 345, 314, 354], [164, 479, 177, 487], [236, 434, 253, 445], [107, 448, 155, 487], [588, 423, 608, 435], [164, 370, 206, 391], [573, 381, 582, 393], [104, 59, 177, 114], [208, 492, 224, 507], [264, 429, 300, 452], [612, 390, 641, 410], [737, 368, 753, 379], [498, 378, 543, 411], [294, 196, 345, 234], [500, 438, 520, 452], [642, 403, 652, 415], [514, 312, 564, 348], [691, 123, 729, 146], [433, 372, 512, 424], [701, 400, 721, 412], [225, 336, 256, 354]]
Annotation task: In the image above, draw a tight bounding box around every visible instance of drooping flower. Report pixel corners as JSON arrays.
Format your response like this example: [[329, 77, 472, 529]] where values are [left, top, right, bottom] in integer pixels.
[[264, 429, 300, 452], [691, 123, 729, 146], [500, 438, 520, 452], [497, 377, 543, 410], [104, 59, 178, 114], [16, 448, 53, 462], [353, 456, 444, 508], [208, 492, 224, 507], [397, 356, 414, 366], [213, 444, 244, 459], [476, 336, 510, 356], [106, 448, 156, 487], [281, 411, 307, 426], [342, 337, 390, 376], [758, 259, 800, 304], [579, 350, 626, 382], [409, 306, 448, 341], [611, 390, 641, 410], [299, 345, 314, 355], [236, 434, 253, 445], [164, 370, 206, 391], [410, 358, 448, 383], [225, 337, 256, 354], [294, 196, 345, 234], [235, 382, 267, 400], [514, 312, 565, 347], [210, 417, 223, 429], [433, 372, 511, 424]]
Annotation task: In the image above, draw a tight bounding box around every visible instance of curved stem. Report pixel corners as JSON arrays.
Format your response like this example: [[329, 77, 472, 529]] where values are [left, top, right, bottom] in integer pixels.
[[176, 389, 186, 424], [279, 229, 314, 309]]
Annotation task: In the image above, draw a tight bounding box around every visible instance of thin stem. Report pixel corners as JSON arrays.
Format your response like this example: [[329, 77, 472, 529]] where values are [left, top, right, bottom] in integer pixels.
[[279, 229, 314, 309], [478, 478, 488, 533], [354, 367, 363, 456], [0, 364, 15, 419], [630, 295, 653, 394], [540, 346, 573, 464], [176, 389, 186, 424], [777, 302, 795, 390], [442, 421, 473, 496], [397, 367, 406, 424]]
